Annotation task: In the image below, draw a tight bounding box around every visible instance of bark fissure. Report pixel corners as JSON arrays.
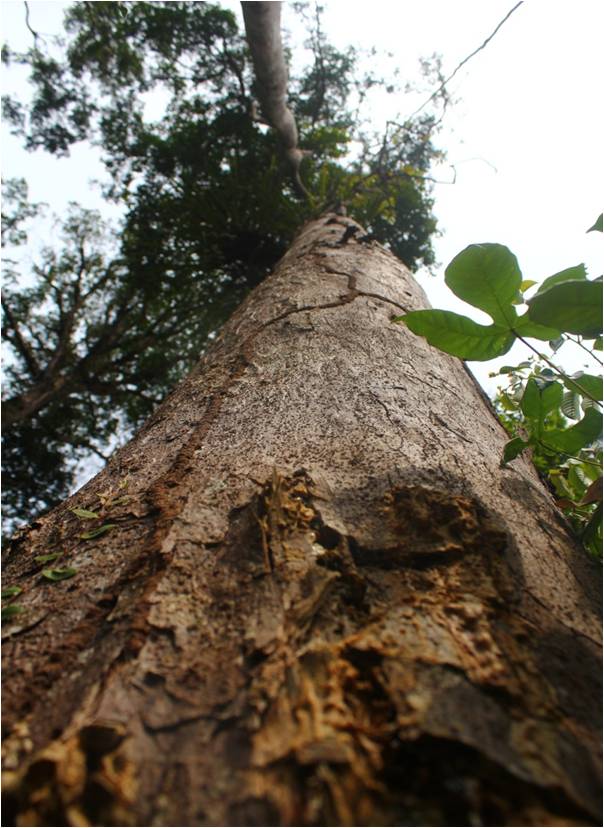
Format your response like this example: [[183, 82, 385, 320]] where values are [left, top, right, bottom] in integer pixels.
[[2, 214, 600, 827]]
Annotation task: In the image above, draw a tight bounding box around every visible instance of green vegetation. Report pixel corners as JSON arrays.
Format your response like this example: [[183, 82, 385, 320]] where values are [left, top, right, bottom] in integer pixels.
[[2, 1, 444, 528], [397, 216, 603, 556]]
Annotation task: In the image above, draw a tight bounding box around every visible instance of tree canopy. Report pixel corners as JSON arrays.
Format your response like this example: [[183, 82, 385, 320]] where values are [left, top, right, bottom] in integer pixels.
[[2, 1, 444, 529]]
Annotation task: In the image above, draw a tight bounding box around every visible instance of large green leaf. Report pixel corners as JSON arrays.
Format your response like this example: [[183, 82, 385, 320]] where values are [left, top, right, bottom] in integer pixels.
[[527, 280, 602, 337], [445, 243, 521, 327], [536, 264, 587, 295], [400, 310, 515, 360], [542, 408, 602, 454], [512, 312, 561, 341]]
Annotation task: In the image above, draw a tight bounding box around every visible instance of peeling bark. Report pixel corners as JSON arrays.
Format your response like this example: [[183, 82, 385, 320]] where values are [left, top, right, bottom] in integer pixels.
[[2, 215, 601, 826]]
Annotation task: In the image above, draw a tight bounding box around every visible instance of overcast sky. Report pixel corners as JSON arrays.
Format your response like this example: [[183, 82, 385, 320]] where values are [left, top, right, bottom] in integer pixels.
[[1, 0, 602, 394]]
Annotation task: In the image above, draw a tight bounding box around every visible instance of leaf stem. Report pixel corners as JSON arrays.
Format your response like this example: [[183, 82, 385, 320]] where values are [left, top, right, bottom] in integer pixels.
[[514, 334, 603, 408], [536, 441, 602, 467], [572, 335, 604, 367]]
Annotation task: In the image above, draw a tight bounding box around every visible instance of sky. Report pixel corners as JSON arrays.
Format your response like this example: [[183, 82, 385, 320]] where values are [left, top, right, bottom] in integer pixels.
[[1, 0, 602, 399]]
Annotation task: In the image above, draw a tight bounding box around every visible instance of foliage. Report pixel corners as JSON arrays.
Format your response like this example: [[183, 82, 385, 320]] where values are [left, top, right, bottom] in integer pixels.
[[2, 181, 230, 527], [396, 217, 603, 557], [2, 1, 445, 528]]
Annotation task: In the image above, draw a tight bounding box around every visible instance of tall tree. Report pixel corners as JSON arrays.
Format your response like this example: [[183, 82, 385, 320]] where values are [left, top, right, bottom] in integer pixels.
[[2, 0, 440, 524], [2, 213, 601, 826], [3, 3, 600, 825]]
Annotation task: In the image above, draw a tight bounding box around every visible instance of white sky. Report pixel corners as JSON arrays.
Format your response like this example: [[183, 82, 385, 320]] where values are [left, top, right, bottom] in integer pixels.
[[1, 0, 602, 398]]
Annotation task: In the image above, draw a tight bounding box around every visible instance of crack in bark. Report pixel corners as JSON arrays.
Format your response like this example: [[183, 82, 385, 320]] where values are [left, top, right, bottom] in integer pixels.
[[429, 412, 473, 445], [366, 390, 405, 453]]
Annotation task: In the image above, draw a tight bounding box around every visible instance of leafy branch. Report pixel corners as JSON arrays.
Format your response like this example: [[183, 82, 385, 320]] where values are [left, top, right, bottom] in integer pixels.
[[395, 216, 603, 557]]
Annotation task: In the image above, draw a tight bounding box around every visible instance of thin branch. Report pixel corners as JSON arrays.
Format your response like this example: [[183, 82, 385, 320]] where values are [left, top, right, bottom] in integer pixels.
[[23, 1, 45, 50], [408, 2, 524, 121], [1, 297, 42, 379], [572, 335, 604, 367], [515, 335, 603, 409]]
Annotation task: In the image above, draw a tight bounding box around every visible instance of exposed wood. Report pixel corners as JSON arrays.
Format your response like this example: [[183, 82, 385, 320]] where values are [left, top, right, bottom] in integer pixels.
[[2, 215, 601, 826]]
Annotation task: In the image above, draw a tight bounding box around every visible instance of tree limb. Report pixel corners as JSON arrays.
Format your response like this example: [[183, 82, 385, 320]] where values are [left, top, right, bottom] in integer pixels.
[[241, 1, 310, 199], [1, 296, 42, 380]]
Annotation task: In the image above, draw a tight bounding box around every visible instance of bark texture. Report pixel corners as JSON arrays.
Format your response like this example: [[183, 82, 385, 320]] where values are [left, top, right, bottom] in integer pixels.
[[2, 214, 601, 827]]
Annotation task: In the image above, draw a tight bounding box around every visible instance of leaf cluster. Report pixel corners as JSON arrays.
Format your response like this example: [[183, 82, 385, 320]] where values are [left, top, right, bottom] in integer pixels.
[[396, 217, 603, 556]]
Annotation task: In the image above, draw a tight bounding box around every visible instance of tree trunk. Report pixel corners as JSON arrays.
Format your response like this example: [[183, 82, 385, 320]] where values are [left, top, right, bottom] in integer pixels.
[[2, 214, 601, 827]]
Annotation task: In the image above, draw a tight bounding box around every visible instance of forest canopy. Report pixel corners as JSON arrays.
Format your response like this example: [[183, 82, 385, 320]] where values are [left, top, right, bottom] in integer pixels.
[[2, 1, 444, 528]]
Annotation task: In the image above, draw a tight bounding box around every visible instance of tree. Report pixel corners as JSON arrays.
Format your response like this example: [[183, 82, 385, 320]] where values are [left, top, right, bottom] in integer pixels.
[[2, 213, 601, 826], [2, 3, 601, 825], [2, 1, 440, 524]]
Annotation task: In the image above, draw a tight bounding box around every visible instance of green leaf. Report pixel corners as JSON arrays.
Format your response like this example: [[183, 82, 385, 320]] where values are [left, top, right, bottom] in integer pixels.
[[521, 378, 563, 422], [542, 408, 602, 454], [520, 378, 540, 419], [520, 279, 537, 292], [593, 337, 603, 351], [587, 214, 603, 233], [536, 264, 587, 295], [41, 567, 77, 582], [400, 310, 515, 361], [501, 437, 529, 465], [541, 381, 564, 414], [1, 586, 23, 600], [512, 312, 561, 341], [79, 523, 117, 540], [527, 280, 603, 337], [563, 372, 603, 402], [1, 605, 24, 622], [70, 507, 100, 519], [445, 243, 521, 327], [34, 553, 61, 565], [498, 392, 519, 412]]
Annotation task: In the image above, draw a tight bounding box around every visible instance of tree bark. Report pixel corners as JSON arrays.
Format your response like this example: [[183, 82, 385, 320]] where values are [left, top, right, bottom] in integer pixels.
[[2, 214, 601, 827]]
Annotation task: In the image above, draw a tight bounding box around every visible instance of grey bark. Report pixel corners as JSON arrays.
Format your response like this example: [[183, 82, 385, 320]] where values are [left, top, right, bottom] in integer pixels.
[[241, 1, 309, 197], [2, 214, 601, 826]]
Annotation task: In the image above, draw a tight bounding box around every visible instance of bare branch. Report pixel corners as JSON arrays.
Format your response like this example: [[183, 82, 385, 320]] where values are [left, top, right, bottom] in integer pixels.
[[408, 2, 524, 121], [1, 296, 42, 380]]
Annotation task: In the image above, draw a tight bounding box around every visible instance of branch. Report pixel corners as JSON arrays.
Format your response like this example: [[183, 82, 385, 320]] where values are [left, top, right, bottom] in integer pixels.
[[408, 2, 524, 120], [23, 1, 45, 50], [241, 1, 310, 199], [1, 297, 42, 379]]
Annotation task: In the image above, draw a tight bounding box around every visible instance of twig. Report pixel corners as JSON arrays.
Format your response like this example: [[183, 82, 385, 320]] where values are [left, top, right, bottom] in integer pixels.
[[408, 2, 524, 121], [515, 334, 603, 409], [23, 1, 45, 50], [572, 335, 604, 367]]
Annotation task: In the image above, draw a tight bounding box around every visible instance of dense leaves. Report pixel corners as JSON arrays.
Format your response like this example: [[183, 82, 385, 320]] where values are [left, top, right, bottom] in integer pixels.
[[399, 221, 603, 557], [2, 1, 443, 527]]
